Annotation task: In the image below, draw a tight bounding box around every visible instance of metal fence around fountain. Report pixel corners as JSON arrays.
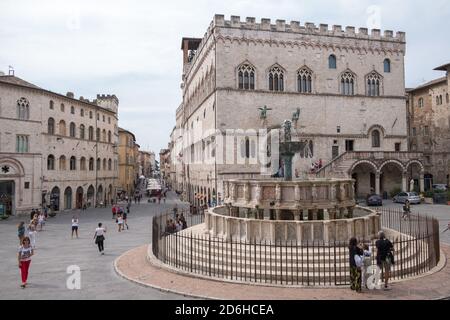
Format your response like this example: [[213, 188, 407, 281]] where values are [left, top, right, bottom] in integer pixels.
[[152, 208, 440, 287]]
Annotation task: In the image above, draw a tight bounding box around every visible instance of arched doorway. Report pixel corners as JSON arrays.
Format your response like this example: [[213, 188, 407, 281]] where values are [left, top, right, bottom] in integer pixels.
[[76, 187, 83, 209], [350, 161, 377, 198], [97, 185, 103, 206], [87, 185, 95, 208], [50, 187, 60, 211], [0, 181, 15, 216], [379, 161, 404, 197], [64, 187, 72, 210]]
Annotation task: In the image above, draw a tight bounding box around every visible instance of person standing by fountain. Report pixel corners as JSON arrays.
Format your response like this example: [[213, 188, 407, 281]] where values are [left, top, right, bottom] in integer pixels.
[[349, 237, 364, 292], [376, 231, 394, 290]]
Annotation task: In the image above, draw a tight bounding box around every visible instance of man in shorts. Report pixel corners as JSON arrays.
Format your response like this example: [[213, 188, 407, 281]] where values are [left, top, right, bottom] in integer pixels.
[[376, 231, 394, 290]]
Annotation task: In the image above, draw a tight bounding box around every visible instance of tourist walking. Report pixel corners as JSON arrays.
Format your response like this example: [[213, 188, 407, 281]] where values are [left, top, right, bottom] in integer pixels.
[[30, 209, 36, 221], [71, 216, 79, 239], [402, 200, 411, 220], [117, 213, 124, 232], [18, 236, 34, 288], [126, 202, 131, 214], [93, 223, 106, 255], [37, 212, 45, 231], [122, 211, 129, 230], [17, 222, 26, 245], [112, 204, 117, 219], [376, 231, 394, 290], [27, 220, 37, 249], [348, 237, 364, 292]]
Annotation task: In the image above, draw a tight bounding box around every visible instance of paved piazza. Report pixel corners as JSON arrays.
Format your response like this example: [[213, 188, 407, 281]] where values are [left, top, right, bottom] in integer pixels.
[[0, 192, 449, 299], [360, 200, 450, 245], [0, 193, 191, 300]]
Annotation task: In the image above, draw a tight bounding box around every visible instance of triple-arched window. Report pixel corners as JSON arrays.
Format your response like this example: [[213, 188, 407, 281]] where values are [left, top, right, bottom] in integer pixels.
[[17, 97, 30, 120], [366, 71, 382, 96], [238, 63, 256, 90], [297, 67, 313, 93], [341, 71, 355, 95], [268, 65, 284, 92]]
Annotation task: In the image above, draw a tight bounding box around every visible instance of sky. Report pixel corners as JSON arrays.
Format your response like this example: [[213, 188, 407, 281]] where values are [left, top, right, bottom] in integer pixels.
[[0, 0, 449, 154]]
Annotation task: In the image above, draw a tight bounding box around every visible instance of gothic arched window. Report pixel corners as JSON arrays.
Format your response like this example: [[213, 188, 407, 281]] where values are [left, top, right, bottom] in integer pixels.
[[48, 118, 55, 135], [80, 157, 86, 170], [384, 59, 391, 73], [341, 71, 355, 95], [47, 155, 55, 170], [329, 55, 337, 69], [69, 122, 76, 138], [80, 125, 85, 139], [17, 97, 30, 120], [372, 130, 381, 148], [59, 120, 66, 136], [238, 63, 256, 90], [297, 67, 313, 93], [268, 65, 284, 92], [89, 158, 94, 171], [88, 126, 94, 141], [59, 156, 66, 170], [70, 156, 77, 170], [366, 71, 382, 96]]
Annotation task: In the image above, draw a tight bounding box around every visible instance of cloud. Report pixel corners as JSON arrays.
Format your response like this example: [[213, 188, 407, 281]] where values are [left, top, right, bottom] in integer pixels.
[[1, 0, 449, 153]]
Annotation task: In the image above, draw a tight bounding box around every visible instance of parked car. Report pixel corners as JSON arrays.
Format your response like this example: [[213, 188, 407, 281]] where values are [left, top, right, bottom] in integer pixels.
[[432, 184, 448, 192], [393, 192, 421, 204], [366, 194, 383, 206]]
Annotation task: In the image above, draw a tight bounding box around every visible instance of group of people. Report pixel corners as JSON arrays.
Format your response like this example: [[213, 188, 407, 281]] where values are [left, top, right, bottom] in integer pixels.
[[16, 208, 51, 288], [349, 231, 394, 292], [112, 203, 130, 232], [165, 213, 187, 234]]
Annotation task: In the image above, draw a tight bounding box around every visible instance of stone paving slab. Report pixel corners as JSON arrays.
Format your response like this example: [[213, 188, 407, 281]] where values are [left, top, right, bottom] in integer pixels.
[[115, 244, 450, 300]]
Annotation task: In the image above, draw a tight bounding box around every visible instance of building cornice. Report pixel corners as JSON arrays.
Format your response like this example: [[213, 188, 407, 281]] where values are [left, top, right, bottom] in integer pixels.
[[0, 81, 117, 116]]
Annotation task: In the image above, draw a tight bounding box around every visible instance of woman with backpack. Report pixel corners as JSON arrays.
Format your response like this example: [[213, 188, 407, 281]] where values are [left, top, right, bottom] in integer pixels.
[[93, 223, 107, 255], [348, 237, 364, 292]]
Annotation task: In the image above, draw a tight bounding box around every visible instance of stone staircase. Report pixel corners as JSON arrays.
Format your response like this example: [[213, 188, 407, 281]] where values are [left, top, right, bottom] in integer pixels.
[[155, 225, 431, 286]]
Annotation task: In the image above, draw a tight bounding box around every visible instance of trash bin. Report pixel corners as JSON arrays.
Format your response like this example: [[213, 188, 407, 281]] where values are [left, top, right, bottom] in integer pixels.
[[383, 191, 388, 200], [433, 193, 448, 205]]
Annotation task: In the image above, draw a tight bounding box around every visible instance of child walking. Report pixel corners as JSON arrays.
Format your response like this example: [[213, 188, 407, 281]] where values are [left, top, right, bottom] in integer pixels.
[[361, 244, 372, 289]]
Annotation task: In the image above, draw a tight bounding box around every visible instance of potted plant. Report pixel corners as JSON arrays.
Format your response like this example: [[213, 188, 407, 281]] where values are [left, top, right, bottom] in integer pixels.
[[424, 191, 434, 204]]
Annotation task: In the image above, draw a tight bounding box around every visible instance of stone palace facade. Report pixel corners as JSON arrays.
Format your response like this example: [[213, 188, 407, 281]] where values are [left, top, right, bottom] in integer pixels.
[[170, 15, 425, 205], [0, 74, 119, 216]]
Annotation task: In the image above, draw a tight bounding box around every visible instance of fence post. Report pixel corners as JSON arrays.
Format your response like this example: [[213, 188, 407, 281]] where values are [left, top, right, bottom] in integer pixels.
[[190, 233, 193, 272], [230, 237, 233, 280], [208, 233, 211, 277]]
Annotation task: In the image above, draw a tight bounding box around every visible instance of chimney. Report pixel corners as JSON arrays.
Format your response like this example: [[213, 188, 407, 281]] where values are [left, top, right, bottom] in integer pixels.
[[66, 92, 74, 98]]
